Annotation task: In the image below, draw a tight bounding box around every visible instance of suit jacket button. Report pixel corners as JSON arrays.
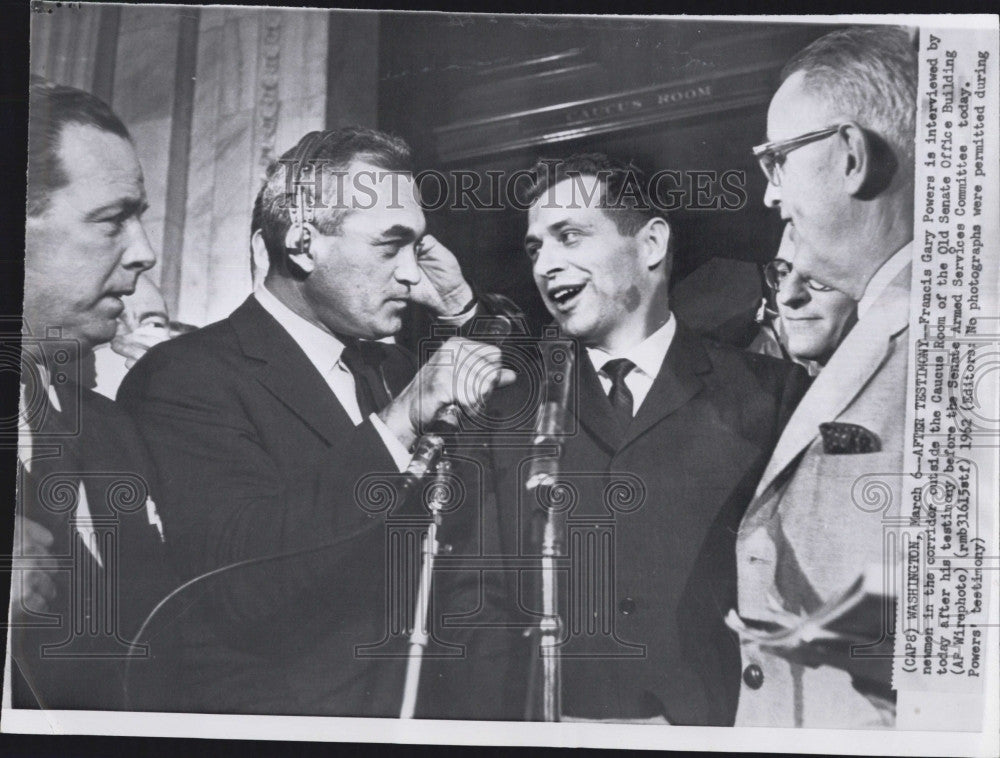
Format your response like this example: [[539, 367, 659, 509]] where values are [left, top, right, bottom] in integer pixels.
[[618, 597, 636, 615], [743, 663, 764, 690]]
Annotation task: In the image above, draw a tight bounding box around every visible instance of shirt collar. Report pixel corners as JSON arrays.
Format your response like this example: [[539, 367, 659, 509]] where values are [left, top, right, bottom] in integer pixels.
[[587, 313, 676, 378], [20, 352, 63, 413], [857, 242, 912, 319], [254, 284, 345, 375]]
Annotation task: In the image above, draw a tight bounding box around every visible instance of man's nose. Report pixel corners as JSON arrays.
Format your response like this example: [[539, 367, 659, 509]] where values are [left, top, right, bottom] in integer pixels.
[[394, 244, 422, 286], [763, 180, 781, 209], [122, 218, 156, 273], [532, 241, 565, 281], [776, 272, 811, 309]]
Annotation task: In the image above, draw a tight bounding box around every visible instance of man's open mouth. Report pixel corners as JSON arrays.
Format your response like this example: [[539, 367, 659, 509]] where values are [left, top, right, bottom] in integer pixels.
[[548, 283, 585, 308]]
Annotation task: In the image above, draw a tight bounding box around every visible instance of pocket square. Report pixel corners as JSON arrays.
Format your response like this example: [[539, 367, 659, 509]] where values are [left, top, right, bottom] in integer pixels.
[[819, 422, 881, 454]]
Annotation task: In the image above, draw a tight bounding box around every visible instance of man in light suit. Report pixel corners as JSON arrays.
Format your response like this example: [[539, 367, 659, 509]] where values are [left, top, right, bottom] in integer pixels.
[[481, 154, 807, 724], [118, 128, 513, 716], [734, 26, 917, 727]]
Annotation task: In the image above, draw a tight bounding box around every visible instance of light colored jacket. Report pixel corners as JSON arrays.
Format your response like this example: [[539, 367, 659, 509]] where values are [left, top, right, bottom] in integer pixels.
[[734, 260, 912, 728]]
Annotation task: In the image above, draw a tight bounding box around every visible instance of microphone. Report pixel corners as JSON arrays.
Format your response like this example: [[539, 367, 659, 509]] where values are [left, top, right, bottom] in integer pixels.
[[403, 311, 518, 485], [526, 341, 574, 491], [401, 304, 523, 489], [404, 403, 461, 483]]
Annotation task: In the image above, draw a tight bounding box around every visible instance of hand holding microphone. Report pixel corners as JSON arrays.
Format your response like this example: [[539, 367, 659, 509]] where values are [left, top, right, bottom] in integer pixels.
[[378, 336, 517, 452]]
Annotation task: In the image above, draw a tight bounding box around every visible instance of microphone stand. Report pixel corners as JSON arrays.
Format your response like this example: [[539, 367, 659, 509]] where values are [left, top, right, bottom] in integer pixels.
[[399, 311, 522, 718], [534, 480, 564, 723], [525, 342, 574, 722], [399, 404, 460, 719]]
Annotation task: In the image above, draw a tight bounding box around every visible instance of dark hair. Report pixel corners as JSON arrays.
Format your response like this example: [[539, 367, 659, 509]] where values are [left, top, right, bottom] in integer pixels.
[[780, 26, 917, 166], [257, 126, 413, 271], [27, 77, 132, 217], [525, 153, 660, 237]]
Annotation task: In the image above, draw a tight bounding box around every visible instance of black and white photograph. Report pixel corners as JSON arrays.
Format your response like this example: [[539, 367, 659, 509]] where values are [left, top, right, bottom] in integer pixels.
[[2, 5, 998, 755]]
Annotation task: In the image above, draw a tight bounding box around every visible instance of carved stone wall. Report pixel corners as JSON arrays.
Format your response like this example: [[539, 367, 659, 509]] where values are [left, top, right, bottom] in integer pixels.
[[176, 7, 333, 326]]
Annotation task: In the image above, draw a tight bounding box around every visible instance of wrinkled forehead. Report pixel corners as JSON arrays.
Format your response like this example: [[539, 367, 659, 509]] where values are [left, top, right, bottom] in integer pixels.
[[339, 161, 419, 205], [336, 161, 425, 233], [527, 176, 607, 228], [333, 162, 416, 212], [766, 71, 835, 141]]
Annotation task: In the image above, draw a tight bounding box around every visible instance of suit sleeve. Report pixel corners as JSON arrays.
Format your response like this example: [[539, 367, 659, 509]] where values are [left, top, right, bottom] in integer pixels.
[[117, 341, 402, 626]]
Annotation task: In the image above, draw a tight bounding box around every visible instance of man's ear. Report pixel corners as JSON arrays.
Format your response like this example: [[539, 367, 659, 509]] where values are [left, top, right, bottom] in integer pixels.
[[840, 121, 873, 196], [283, 221, 319, 275], [639, 217, 671, 271], [250, 230, 271, 286]]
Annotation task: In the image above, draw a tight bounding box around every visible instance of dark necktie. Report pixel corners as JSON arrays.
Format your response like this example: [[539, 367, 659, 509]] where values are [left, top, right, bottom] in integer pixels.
[[602, 358, 636, 431], [338, 337, 392, 417]]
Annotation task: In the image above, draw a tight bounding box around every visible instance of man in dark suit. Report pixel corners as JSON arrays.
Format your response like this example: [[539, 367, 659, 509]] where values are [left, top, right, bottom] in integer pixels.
[[9, 80, 173, 710], [481, 154, 807, 724], [117, 128, 513, 716]]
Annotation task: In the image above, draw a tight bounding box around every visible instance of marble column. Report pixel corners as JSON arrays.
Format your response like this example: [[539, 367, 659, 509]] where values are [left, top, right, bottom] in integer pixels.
[[180, 8, 334, 326]]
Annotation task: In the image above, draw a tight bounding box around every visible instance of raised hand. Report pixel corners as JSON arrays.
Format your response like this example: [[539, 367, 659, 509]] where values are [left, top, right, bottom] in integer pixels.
[[378, 336, 516, 449], [407, 235, 475, 317]]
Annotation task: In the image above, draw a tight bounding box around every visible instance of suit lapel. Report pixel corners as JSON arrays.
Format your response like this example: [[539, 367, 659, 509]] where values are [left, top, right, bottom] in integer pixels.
[[229, 296, 355, 445], [754, 263, 912, 498], [619, 322, 709, 452]]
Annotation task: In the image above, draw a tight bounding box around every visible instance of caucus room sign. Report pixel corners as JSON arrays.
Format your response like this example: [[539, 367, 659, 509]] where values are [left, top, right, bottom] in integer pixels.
[[563, 84, 713, 125], [433, 60, 781, 163]]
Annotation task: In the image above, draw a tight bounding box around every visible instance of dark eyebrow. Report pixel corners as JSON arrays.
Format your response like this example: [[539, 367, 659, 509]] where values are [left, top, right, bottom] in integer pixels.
[[85, 197, 149, 222], [548, 219, 591, 234], [376, 224, 417, 242], [524, 218, 592, 250]]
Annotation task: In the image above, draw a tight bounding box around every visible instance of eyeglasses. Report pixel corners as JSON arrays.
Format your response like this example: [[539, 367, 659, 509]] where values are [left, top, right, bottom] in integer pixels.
[[752, 125, 843, 187], [764, 258, 835, 293]]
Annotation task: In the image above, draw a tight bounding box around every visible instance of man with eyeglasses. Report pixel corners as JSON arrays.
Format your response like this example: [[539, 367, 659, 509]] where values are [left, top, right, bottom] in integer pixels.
[[733, 26, 917, 728], [752, 225, 858, 375]]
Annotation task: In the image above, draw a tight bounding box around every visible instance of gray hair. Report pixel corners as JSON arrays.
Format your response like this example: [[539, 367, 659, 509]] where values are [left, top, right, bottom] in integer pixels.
[[781, 26, 918, 167], [256, 126, 412, 271]]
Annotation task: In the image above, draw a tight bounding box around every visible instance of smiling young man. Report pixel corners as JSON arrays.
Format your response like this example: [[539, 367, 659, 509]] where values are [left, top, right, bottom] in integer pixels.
[[485, 154, 808, 724], [12, 80, 173, 710], [117, 127, 514, 716]]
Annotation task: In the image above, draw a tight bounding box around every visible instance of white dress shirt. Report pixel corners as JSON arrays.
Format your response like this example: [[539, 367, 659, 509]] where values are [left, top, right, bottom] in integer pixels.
[[586, 314, 677, 416], [857, 242, 912, 320], [254, 285, 412, 471], [18, 363, 104, 565]]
